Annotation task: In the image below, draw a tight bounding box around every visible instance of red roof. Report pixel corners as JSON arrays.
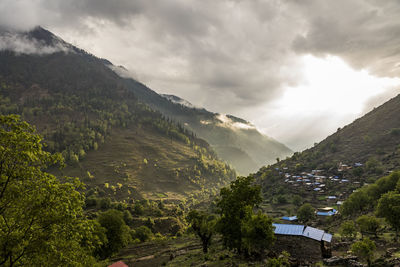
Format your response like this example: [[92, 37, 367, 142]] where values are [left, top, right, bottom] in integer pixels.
[[108, 261, 129, 267]]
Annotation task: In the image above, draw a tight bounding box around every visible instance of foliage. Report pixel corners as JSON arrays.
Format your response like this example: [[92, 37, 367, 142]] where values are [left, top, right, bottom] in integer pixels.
[[297, 203, 315, 223], [0, 115, 99, 266], [339, 220, 357, 240], [351, 238, 376, 266], [267, 251, 290, 267], [340, 189, 371, 216], [356, 215, 380, 238], [97, 209, 131, 258], [132, 226, 153, 242], [241, 212, 275, 256], [216, 176, 264, 254], [376, 191, 400, 239], [187, 210, 216, 253], [340, 172, 400, 217]]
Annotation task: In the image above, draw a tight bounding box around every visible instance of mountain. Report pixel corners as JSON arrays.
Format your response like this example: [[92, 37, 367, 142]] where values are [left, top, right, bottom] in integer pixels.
[[285, 93, 400, 171], [109, 66, 293, 174], [0, 26, 236, 200], [252, 93, 400, 211]]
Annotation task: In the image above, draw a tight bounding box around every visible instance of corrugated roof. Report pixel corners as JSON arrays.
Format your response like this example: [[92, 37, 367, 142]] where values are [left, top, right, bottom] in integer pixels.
[[272, 224, 333, 243], [303, 226, 325, 241], [322, 233, 333, 242], [273, 224, 304, 236], [281, 216, 298, 221]]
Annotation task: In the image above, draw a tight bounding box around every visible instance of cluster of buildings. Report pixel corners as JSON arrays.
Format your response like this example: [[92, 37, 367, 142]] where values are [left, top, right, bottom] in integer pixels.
[[277, 163, 364, 204]]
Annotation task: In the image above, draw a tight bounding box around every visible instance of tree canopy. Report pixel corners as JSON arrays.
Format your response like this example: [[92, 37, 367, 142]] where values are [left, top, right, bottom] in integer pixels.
[[0, 115, 99, 266], [216, 176, 274, 255], [376, 191, 400, 239], [297, 203, 314, 223]]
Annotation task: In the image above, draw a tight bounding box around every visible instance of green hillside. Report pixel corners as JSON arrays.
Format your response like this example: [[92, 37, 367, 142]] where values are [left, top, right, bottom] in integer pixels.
[[252, 93, 400, 213], [113, 70, 292, 175], [0, 27, 236, 200]]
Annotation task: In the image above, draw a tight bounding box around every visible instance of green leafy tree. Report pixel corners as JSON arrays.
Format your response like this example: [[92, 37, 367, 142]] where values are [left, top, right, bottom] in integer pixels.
[[351, 238, 376, 266], [187, 210, 216, 253], [340, 189, 371, 216], [97, 209, 131, 257], [340, 220, 357, 240], [133, 225, 153, 242], [297, 203, 315, 223], [0, 115, 99, 266], [242, 212, 275, 256], [216, 176, 262, 254], [356, 215, 380, 238], [376, 191, 400, 240]]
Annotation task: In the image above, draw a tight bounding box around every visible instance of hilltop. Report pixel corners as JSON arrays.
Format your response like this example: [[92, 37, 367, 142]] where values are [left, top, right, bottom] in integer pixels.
[[0, 26, 236, 200]]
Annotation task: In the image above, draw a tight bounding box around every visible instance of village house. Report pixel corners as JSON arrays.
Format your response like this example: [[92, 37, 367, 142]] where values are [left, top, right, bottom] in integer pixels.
[[272, 224, 332, 262]]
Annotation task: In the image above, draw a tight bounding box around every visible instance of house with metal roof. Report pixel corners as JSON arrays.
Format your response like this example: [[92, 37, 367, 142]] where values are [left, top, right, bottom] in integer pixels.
[[281, 215, 298, 222], [272, 223, 332, 261]]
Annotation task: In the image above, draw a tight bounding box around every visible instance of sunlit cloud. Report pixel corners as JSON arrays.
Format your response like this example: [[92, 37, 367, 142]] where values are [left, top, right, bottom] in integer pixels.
[[255, 55, 400, 151]]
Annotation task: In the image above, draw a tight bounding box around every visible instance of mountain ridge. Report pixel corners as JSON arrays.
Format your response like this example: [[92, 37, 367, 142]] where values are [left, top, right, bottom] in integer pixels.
[[0, 26, 236, 200]]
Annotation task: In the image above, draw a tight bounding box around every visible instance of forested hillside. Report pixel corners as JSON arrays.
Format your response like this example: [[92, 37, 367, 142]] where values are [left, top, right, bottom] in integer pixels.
[[112, 67, 292, 175], [0, 27, 236, 200]]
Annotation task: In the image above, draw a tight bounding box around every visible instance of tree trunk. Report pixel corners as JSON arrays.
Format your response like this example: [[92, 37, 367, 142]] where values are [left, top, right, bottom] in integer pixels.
[[202, 239, 208, 253]]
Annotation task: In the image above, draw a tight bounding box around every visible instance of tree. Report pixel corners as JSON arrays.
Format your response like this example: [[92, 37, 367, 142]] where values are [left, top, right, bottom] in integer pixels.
[[216, 176, 262, 254], [376, 191, 400, 240], [241, 212, 275, 256], [340, 189, 371, 216], [297, 203, 315, 223], [187, 210, 216, 253], [351, 238, 375, 266], [356, 215, 380, 238], [133, 226, 153, 242], [97, 209, 131, 257], [339, 220, 357, 240], [0, 115, 99, 266]]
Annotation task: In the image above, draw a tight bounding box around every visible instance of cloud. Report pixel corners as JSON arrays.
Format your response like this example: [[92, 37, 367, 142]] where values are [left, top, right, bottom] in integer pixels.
[[0, 0, 305, 109], [0, 30, 70, 55], [1, 0, 400, 150], [291, 0, 400, 77]]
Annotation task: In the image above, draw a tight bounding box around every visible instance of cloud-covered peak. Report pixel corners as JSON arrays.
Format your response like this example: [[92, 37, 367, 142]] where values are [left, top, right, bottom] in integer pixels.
[[0, 26, 71, 55]]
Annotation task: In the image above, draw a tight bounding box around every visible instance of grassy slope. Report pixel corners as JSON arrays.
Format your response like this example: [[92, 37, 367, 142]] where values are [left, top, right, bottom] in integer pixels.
[[121, 78, 293, 175], [298, 93, 400, 167], [56, 125, 221, 200]]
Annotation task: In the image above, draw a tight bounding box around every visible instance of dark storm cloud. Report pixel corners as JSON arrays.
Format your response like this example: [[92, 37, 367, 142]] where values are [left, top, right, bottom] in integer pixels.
[[2, 0, 400, 150], [0, 0, 301, 108]]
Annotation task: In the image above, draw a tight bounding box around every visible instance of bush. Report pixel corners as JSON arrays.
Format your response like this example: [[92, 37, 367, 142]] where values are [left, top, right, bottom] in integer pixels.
[[351, 238, 375, 266], [133, 226, 153, 242], [340, 220, 357, 240]]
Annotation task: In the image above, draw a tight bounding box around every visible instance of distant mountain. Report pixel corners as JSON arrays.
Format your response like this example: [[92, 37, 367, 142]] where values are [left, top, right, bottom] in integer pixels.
[[0, 26, 236, 200], [109, 66, 292, 174]]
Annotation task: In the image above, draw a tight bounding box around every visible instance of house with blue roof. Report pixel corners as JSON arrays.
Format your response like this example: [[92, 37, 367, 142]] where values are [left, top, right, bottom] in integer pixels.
[[272, 223, 332, 261]]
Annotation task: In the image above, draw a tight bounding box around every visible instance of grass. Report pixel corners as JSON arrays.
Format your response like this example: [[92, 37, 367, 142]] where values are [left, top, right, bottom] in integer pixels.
[[54, 125, 204, 200]]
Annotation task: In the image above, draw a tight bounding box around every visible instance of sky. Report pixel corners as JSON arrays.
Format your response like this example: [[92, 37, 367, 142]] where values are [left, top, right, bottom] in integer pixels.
[[1, 0, 400, 151]]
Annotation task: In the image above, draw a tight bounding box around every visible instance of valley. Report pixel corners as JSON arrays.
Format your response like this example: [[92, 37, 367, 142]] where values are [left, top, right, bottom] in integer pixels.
[[1, 26, 400, 267]]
